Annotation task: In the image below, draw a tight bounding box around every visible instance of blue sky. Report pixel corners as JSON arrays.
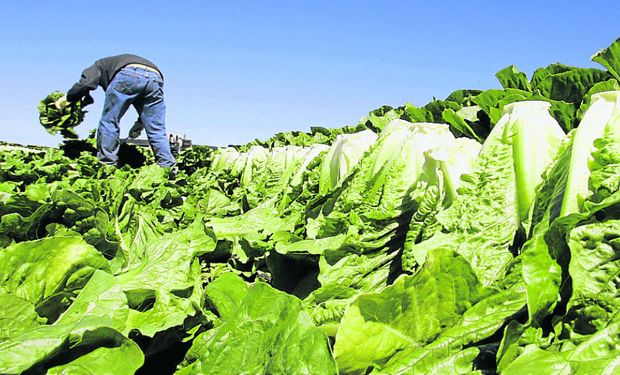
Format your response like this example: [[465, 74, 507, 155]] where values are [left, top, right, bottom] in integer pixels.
[[1, 1, 619, 147]]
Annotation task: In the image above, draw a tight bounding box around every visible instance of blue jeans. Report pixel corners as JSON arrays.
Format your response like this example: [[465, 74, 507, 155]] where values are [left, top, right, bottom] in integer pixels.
[[97, 66, 176, 167]]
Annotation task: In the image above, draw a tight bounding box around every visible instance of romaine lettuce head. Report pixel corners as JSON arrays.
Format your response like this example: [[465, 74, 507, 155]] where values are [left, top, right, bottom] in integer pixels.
[[561, 91, 620, 216], [318, 129, 378, 195]]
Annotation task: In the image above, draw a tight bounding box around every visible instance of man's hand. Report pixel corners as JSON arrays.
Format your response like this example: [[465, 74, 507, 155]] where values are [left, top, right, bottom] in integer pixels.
[[54, 95, 69, 110], [128, 119, 144, 139]]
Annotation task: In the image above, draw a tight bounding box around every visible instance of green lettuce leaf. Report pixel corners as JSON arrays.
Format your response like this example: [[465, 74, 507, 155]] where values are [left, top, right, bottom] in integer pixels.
[[531, 65, 608, 104], [381, 270, 525, 374], [502, 317, 620, 374], [0, 271, 141, 373], [0, 290, 43, 340], [333, 249, 483, 374], [115, 219, 216, 337], [496, 65, 532, 91], [46, 337, 144, 375], [565, 219, 620, 333], [0, 236, 109, 321], [178, 273, 337, 374], [592, 37, 620, 82]]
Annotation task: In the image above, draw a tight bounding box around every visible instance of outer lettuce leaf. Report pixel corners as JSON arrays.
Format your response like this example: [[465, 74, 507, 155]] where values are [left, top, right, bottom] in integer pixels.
[[588, 111, 620, 203], [441, 106, 485, 143], [0, 271, 142, 373], [530, 63, 573, 88], [333, 249, 483, 374], [206, 206, 300, 238], [0, 290, 43, 340], [0, 181, 50, 217], [497, 320, 551, 372], [304, 250, 397, 335], [0, 325, 139, 374], [519, 109, 620, 315], [287, 144, 330, 192], [502, 317, 620, 375], [592, 37, 620, 82], [116, 209, 163, 270], [178, 273, 337, 375], [362, 106, 401, 132], [0, 185, 113, 255], [496, 65, 532, 91], [383, 348, 481, 375], [520, 134, 574, 323], [565, 219, 620, 333], [576, 79, 620, 121], [46, 337, 144, 375], [542, 97, 579, 132], [528, 190, 620, 330], [0, 236, 109, 321], [181, 187, 239, 221], [55, 271, 128, 330], [43, 188, 114, 255], [274, 231, 351, 257], [472, 88, 532, 124], [423, 97, 461, 124], [531, 65, 608, 104], [381, 275, 525, 374], [115, 219, 216, 336], [203, 272, 249, 321], [205, 205, 303, 266], [443, 89, 482, 106], [401, 102, 433, 123]]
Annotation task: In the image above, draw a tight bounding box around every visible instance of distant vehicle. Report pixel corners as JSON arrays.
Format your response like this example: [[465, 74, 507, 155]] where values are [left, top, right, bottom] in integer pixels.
[[122, 133, 194, 156], [168, 134, 192, 156]]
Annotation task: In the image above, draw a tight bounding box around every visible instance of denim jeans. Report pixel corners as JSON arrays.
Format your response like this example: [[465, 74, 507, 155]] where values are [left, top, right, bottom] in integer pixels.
[[97, 66, 176, 167]]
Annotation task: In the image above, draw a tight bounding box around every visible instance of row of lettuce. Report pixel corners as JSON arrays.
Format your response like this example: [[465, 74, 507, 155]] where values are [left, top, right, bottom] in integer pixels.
[[0, 39, 619, 373]]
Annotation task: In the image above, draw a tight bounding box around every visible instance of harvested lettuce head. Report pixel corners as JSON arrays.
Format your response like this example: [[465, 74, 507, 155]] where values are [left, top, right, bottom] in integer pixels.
[[38, 91, 86, 139]]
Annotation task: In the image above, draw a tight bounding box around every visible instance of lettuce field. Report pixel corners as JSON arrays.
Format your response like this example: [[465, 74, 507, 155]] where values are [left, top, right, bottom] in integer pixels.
[[2, 39, 620, 374]]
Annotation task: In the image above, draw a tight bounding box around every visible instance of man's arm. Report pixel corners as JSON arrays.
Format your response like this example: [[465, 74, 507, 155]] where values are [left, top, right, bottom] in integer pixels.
[[66, 63, 100, 104]]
